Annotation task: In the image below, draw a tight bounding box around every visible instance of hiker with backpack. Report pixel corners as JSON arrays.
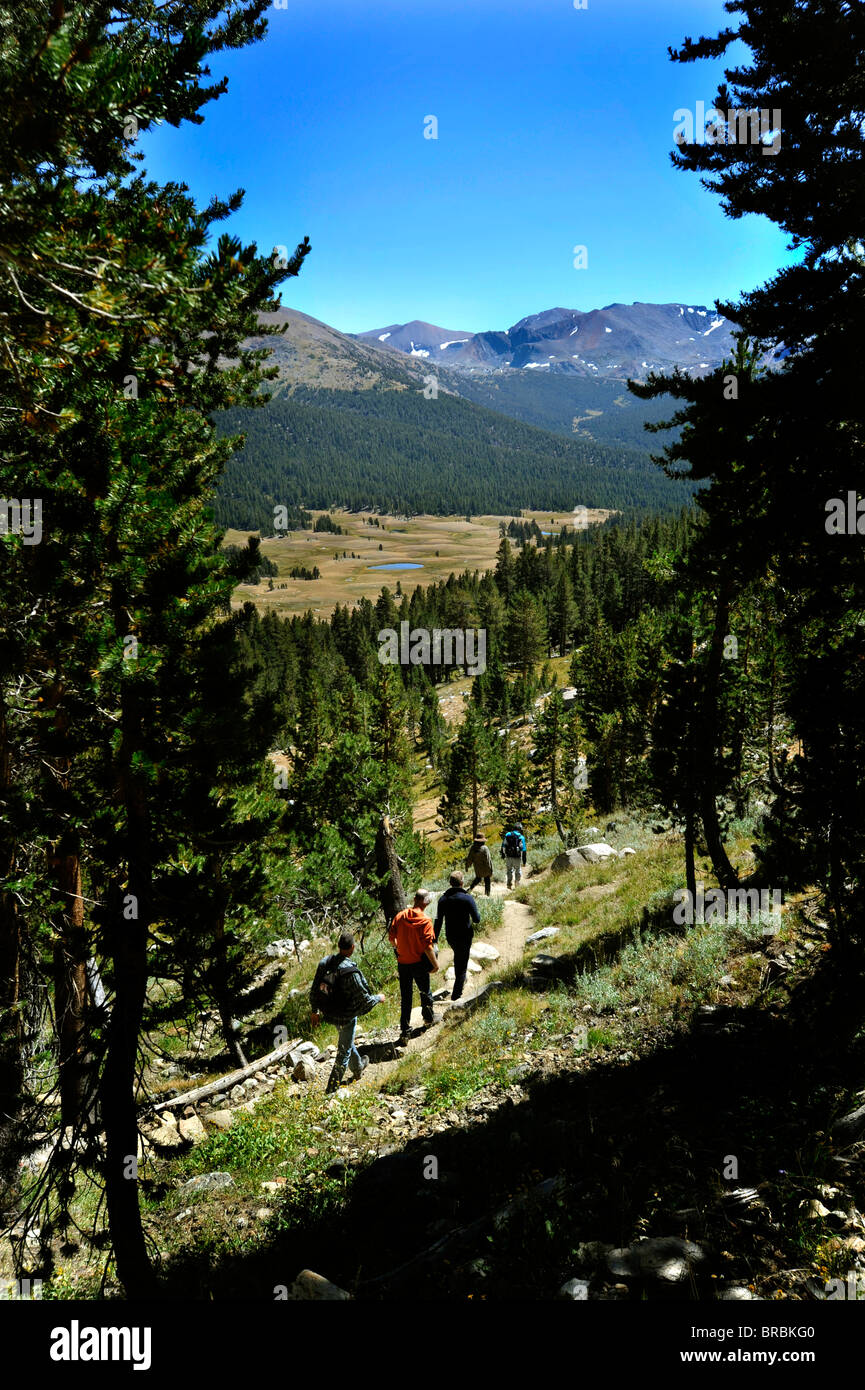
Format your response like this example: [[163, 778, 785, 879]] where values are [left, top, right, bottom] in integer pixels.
[[501, 822, 527, 888], [434, 871, 480, 1002], [389, 890, 439, 1044], [310, 930, 385, 1094], [464, 832, 494, 896]]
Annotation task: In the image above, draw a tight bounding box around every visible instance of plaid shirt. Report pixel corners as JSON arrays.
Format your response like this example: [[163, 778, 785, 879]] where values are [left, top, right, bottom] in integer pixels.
[[310, 954, 380, 1027]]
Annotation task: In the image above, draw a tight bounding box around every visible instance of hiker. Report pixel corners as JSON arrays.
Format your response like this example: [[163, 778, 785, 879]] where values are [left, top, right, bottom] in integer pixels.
[[501, 822, 528, 888], [434, 871, 480, 1002], [389, 890, 439, 1044], [464, 832, 493, 896], [310, 930, 385, 1094]]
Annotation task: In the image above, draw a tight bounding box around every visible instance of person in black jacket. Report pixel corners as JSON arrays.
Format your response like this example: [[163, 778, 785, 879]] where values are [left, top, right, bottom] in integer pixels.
[[434, 872, 481, 1001], [310, 931, 385, 1093]]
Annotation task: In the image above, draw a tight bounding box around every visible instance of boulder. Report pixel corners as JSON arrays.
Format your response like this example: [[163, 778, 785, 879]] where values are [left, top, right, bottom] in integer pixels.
[[576, 843, 617, 863], [178, 1114, 208, 1144], [619, 847, 636, 857], [469, 941, 500, 961], [180, 1171, 234, 1196], [551, 849, 585, 873], [149, 1124, 185, 1150], [559, 1277, 588, 1300], [834, 1103, 865, 1143], [207, 1110, 233, 1131], [287, 1269, 351, 1301], [717, 1286, 753, 1300], [292, 1058, 317, 1083], [606, 1237, 705, 1284], [526, 927, 560, 945]]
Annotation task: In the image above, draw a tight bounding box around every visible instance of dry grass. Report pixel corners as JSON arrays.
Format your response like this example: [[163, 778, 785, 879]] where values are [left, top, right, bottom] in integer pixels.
[[225, 507, 613, 619]]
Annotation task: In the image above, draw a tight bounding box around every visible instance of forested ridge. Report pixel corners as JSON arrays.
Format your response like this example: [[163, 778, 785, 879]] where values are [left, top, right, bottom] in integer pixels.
[[213, 380, 687, 529]]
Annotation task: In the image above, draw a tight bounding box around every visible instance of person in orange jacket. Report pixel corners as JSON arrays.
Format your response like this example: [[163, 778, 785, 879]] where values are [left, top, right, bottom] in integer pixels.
[[389, 889, 439, 1043]]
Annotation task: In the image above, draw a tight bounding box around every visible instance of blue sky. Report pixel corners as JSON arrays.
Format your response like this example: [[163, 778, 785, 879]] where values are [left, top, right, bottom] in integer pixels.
[[141, 0, 796, 335]]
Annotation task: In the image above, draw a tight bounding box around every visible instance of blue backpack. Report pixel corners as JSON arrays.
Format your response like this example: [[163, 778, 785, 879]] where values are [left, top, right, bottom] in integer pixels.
[[503, 830, 522, 857]]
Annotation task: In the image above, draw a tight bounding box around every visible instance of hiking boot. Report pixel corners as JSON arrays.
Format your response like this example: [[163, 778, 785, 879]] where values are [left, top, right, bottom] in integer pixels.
[[397, 1031, 410, 1047], [352, 1055, 369, 1080]]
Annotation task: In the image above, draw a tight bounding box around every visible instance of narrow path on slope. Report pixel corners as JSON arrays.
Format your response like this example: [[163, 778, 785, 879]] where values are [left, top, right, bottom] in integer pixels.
[[352, 882, 540, 1090]]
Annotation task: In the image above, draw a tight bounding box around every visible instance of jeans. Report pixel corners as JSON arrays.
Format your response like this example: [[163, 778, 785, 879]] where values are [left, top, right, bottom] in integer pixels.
[[505, 854, 522, 888], [445, 924, 474, 1001], [469, 875, 491, 896], [398, 960, 434, 1034], [326, 1017, 365, 1092]]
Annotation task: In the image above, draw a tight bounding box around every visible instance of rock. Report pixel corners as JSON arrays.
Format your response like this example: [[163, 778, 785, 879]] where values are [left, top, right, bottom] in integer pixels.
[[576, 843, 617, 863], [265, 938, 295, 958], [448, 981, 505, 1013], [717, 1286, 753, 1300], [150, 1123, 185, 1150], [292, 1058, 317, 1083], [180, 1171, 234, 1196], [551, 843, 616, 871], [255, 1208, 272, 1221], [230, 1085, 245, 1102], [174, 1208, 193, 1223], [242, 1078, 258, 1095], [531, 954, 558, 970], [287, 1269, 351, 1301], [551, 848, 585, 873], [208, 1110, 233, 1130], [161, 1110, 178, 1130], [297, 1040, 321, 1060], [432, 987, 450, 1000], [469, 941, 500, 961], [178, 1115, 208, 1144], [800, 1199, 831, 1219], [526, 927, 560, 945], [606, 1237, 705, 1284], [574, 1241, 614, 1265], [619, 847, 636, 857], [585, 827, 601, 838], [445, 966, 455, 982], [559, 1277, 589, 1300], [834, 1103, 865, 1143], [467, 958, 482, 973]]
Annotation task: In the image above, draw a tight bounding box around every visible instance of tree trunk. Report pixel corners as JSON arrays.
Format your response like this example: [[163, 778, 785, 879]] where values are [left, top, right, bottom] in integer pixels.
[[212, 904, 247, 1070], [101, 701, 155, 1297], [0, 696, 24, 1183], [374, 815, 407, 928], [699, 584, 739, 888], [49, 842, 89, 1132]]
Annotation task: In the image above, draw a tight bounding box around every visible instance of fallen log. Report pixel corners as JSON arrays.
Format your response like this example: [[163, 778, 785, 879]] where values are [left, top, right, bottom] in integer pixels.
[[145, 1038, 302, 1113]]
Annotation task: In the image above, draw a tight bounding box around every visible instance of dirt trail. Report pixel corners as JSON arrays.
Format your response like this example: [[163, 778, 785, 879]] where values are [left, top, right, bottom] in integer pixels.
[[350, 881, 538, 1090]]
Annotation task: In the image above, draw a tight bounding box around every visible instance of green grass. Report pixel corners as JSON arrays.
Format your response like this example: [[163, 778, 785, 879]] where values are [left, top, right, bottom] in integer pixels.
[[170, 1083, 382, 1197]]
